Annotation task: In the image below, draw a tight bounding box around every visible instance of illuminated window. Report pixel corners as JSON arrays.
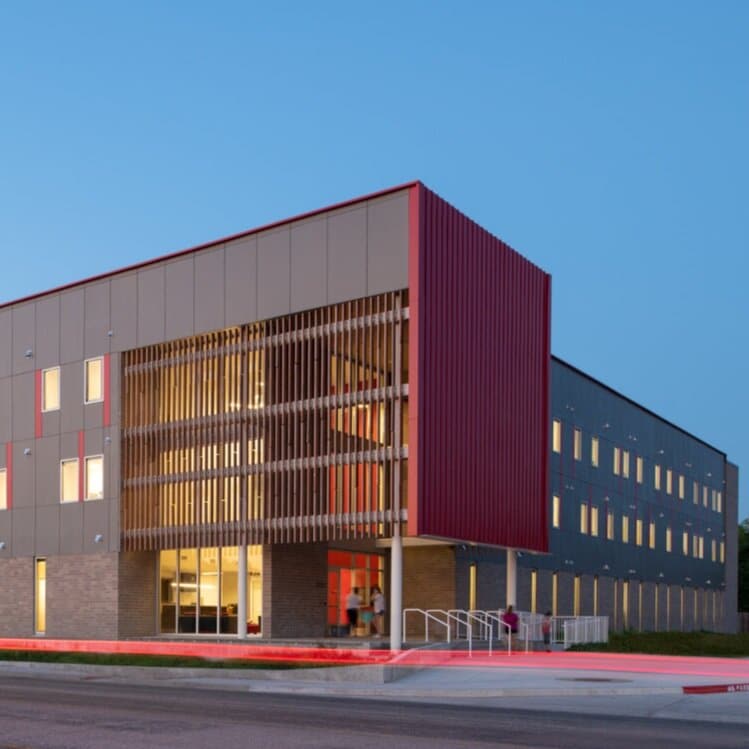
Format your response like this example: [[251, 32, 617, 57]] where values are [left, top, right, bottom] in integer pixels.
[[622, 580, 629, 629], [711, 539, 716, 562], [678, 475, 684, 500], [591, 437, 599, 467], [85, 456, 103, 500], [60, 459, 79, 503], [607, 510, 615, 540], [649, 521, 656, 549], [622, 515, 629, 544], [666, 527, 672, 553], [717, 492, 722, 513], [622, 450, 630, 479], [552, 494, 560, 529], [469, 564, 476, 611], [711, 489, 717, 511], [552, 572, 558, 616], [613, 447, 621, 476], [85, 357, 104, 403], [682, 531, 689, 556], [573, 428, 582, 461], [698, 536, 704, 560], [552, 420, 562, 453], [530, 570, 537, 614], [720, 541, 725, 563], [654, 464, 661, 490], [693, 481, 699, 504], [666, 469, 673, 495], [580, 503, 588, 535], [635, 518, 643, 547], [590, 506, 599, 537], [703, 486, 708, 507], [574, 576, 581, 616], [0, 469, 6, 511], [636, 457, 643, 484], [42, 367, 60, 412]]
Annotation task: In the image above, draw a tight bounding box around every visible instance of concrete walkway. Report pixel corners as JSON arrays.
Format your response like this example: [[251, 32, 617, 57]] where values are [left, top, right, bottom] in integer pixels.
[[2, 650, 748, 726]]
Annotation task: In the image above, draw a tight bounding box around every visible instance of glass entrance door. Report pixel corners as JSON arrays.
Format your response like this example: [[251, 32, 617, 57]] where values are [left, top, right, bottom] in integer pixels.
[[327, 550, 384, 636]]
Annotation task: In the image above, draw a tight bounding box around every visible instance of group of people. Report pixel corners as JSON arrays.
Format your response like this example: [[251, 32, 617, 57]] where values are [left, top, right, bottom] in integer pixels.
[[502, 605, 553, 651], [345, 586, 386, 637]]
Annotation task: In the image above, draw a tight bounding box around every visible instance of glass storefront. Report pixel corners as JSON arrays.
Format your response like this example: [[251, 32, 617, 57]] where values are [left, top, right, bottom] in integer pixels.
[[327, 550, 384, 636], [159, 546, 262, 635]]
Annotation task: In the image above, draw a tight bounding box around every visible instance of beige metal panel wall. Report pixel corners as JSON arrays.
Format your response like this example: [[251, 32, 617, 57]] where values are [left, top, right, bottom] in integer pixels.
[[137, 266, 166, 347], [225, 237, 258, 326], [60, 361, 84, 435], [83, 399, 103, 431], [0, 378, 10, 443], [11, 442, 33, 508], [0, 513, 10, 556], [110, 274, 138, 352], [327, 206, 367, 304], [84, 282, 111, 360], [83, 500, 109, 553], [60, 290, 85, 364], [0, 310, 11, 378], [11, 374, 33, 441], [36, 505, 60, 556], [257, 228, 291, 319], [59, 502, 83, 554], [194, 247, 225, 335], [35, 435, 60, 505], [165, 257, 194, 341], [12, 304, 35, 375], [366, 192, 409, 296], [12, 506, 34, 555], [290, 218, 327, 313], [36, 296, 61, 369]]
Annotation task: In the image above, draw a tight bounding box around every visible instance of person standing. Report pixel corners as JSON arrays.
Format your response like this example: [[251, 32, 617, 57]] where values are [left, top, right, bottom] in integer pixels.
[[501, 604, 519, 648], [371, 586, 386, 637], [542, 610, 552, 652], [345, 587, 362, 636]]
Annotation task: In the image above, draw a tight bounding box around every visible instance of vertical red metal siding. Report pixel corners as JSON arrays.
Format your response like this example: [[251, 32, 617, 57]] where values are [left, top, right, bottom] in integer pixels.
[[408, 184, 550, 552]]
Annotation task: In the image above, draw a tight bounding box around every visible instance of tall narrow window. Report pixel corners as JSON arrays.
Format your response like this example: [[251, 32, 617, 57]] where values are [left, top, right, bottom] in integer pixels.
[[622, 580, 629, 629], [622, 450, 630, 479], [711, 490, 717, 511], [573, 576, 581, 616], [692, 535, 699, 558], [720, 541, 725, 563], [593, 576, 599, 616], [638, 582, 644, 631], [717, 492, 722, 513], [468, 564, 477, 611], [622, 515, 630, 544], [649, 521, 656, 549], [60, 459, 79, 503], [42, 367, 60, 412], [552, 420, 562, 454], [677, 475, 684, 500], [85, 357, 104, 404], [698, 536, 704, 559], [635, 518, 643, 547], [607, 510, 615, 540], [0, 469, 6, 511], [711, 539, 717, 562], [682, 531, 689, 556], [530, 570, 537, 614], [591, 436, 599, 467], [654, 464, 661, 490], [35, 558, 46, 635], [654, 585, 659, 632], [573, 428, 582, 461], [666, 469, 673, 495], [636, 456, 643, 484], [590, 506, 599, 537], [666, 527, 672, 553], [580, 503, 588, 535], [703, 486, 708, 507], [552, 572, 558, 617], [552, 494, 561, 529], [613, 447, 621, 476], [693, 481, 699, 504], [84, 456, 104, 500]]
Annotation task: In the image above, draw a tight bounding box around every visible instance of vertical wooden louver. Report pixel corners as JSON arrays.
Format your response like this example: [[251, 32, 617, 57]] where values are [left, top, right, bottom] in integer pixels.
[[121, 291, 409, 551]]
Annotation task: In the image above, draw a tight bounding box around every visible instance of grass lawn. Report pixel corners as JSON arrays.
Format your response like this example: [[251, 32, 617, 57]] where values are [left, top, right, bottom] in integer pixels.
[[569, 630, 749, 658], [0, 650, 335, 669]]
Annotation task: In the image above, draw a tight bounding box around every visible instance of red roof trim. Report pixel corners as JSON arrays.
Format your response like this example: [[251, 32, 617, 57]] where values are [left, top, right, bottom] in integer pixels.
[[1, 180, 420, 310]]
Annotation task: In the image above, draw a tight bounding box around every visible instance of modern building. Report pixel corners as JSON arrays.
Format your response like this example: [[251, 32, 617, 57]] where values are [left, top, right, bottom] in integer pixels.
[[0, 182, 738, 644]]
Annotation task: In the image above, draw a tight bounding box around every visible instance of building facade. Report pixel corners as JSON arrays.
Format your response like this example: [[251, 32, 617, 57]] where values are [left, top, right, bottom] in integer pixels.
[[0, 182, 738, 641]]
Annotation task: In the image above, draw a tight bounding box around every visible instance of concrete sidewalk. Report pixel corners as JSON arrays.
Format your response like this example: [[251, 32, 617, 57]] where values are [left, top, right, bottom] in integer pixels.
[[2, 651, 748, 725]]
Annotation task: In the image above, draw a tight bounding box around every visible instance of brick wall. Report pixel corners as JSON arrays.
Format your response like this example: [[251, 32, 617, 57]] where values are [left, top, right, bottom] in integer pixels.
[[262, 543, 327, 638], [0, 558, 34, 637], [118, 551, 157, 638], [403, 546, 455, 639], [46, 553, 119, 639]]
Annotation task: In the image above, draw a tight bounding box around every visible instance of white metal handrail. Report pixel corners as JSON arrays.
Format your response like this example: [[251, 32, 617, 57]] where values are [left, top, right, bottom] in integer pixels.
[[447, 610, 494, 656]]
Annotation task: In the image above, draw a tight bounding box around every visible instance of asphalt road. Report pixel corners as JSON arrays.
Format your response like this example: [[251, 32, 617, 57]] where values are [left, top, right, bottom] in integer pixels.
[[0, 675, 745, 749]]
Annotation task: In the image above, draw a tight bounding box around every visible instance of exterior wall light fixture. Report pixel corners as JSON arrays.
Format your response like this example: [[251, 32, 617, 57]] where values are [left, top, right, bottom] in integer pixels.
[[0, 542, 5, 550], [94, 534, 104, 544], [23, 448, 31, 456], [24, 349, 33, 358]]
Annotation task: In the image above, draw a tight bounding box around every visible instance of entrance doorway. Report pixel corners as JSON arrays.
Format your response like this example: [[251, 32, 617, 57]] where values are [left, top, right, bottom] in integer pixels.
[[327, 550, 384, 636]]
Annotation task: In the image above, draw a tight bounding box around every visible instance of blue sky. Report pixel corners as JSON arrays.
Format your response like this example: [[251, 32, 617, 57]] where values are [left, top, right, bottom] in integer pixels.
[[1, 2, 747, 519]]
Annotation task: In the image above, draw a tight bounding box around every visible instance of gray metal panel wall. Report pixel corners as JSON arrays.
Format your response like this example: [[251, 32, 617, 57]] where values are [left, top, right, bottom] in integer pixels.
[[165, 257, 194, 341], [290, 218, 327, 313], [257, 228, 291, 319], [327, 206, 367, 304], [194, 247, 225, 334], [60, 291, 85, 364]]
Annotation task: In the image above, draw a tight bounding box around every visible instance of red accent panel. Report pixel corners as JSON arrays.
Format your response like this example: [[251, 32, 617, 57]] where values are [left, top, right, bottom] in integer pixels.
[[407, 185, 422, 537], [103, 353, 111, 427], [5, 444, 12, 510], [34, 369, 42, 438], [78, 431, 85, 502], [413, 186, 550, 552]]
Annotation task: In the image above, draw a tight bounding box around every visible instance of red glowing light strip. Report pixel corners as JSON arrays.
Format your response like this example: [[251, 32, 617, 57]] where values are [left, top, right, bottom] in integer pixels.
[[683, 683, 749, 695]]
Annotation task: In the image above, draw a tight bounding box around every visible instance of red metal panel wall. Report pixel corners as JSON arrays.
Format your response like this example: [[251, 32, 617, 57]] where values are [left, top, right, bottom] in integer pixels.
[[408, 184, 550, 552]]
